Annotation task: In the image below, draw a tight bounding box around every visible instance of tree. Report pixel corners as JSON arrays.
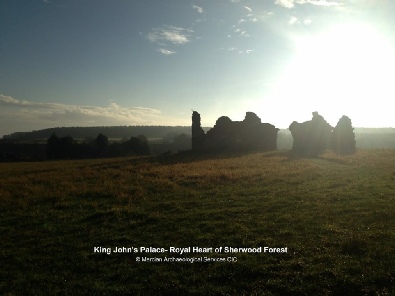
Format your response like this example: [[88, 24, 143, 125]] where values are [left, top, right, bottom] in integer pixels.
[[46, 133, 76, 158], [95, 133, 109, 153], [46, 133, 60, 158], [123, 135, 150, 155], [137, 135, 150, 155]]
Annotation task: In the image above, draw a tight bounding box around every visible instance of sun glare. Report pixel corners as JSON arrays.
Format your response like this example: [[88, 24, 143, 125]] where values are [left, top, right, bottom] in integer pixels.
[[270, 22, 395, 127]]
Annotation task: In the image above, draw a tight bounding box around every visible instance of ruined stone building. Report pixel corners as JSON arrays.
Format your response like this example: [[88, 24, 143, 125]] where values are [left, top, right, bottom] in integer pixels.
[[289, 112, 356, 156], [289, 112, 333, 156], [192, 111, 279, 152], [331, 115, 356, 154]]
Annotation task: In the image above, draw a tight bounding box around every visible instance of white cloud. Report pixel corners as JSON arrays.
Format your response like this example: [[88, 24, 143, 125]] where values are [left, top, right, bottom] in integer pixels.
[[231, 6, 257, 39], [289, 16, 298, 25], [0, 94, 61, 108], [0, 94, 189, 136], [244, 6, 253, 12], [276, 0, 295, 8], [227, 47, 253, 54], [0, 95, 161, 118], [253, 11, 274, 22], [276, 0, 341, 8], [192, 4, 203, 13], [240, 31, 250, 37], [296, 0, 341, 6], [304, 19, 312, 25], [147, 25, 193, 45], [232, 28, 249, 37], [157, 48, 176, 55]]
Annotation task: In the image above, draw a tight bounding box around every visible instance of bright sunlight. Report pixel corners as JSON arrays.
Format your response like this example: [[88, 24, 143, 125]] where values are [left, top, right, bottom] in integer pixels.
[[270, 22, 395, 127]]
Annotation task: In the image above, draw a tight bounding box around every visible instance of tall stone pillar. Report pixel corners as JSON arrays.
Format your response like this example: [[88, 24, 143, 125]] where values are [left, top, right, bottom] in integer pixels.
[[192, 111, 205, 151]]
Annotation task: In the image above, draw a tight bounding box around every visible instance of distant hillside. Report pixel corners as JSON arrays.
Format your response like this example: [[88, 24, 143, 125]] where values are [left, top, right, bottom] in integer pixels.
[[353, 128, 395, 149], [2, 126, 210, 141], [3, 126, 395, 149]]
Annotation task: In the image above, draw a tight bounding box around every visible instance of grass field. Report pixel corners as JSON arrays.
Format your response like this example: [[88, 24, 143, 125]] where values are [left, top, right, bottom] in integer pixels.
[[1, 149, 395, 295]]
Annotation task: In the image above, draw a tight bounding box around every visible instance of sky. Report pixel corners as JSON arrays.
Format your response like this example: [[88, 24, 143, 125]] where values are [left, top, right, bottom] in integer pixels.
[[1, 0, 395, 137]]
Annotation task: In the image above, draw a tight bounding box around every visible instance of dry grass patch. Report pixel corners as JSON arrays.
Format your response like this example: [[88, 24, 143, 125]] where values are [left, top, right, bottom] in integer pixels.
[[1, 149, 395, 294]]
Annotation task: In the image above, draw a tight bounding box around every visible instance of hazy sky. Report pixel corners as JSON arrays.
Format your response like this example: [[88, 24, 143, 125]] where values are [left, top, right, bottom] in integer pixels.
[[1, 0, 395, 137]]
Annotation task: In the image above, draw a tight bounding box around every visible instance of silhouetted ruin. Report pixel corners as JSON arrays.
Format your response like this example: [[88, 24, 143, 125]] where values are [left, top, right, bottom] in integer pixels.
[[192, 111, 206, 151], [331, 115, 356, 154], [192, 111, 279, 152], [289, 112, 333, 156], [289, 112, 356, 156]]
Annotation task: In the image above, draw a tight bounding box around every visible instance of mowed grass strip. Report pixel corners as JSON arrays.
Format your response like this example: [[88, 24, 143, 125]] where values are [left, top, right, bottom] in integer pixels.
[[1, 149, 395, 295]]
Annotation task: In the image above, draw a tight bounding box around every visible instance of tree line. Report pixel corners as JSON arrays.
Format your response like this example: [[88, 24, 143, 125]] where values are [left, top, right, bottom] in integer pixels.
[[0, 132, 192, 162], [46, 133, 150, 159], [2, 126, 195, 141]]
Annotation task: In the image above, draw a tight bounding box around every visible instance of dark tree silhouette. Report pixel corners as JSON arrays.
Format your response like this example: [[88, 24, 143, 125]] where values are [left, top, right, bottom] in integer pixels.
[[95, 133, 109, 152], [46, 133, 76, 158], [331, 115, 356, 154], [46, 133, 60, 158], [123, 135, 150, 155], [136, 135, 150, 155]]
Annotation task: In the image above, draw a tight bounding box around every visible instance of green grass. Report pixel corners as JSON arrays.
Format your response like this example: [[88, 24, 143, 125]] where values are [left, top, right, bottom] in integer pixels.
[[1, 149, 395, 295]]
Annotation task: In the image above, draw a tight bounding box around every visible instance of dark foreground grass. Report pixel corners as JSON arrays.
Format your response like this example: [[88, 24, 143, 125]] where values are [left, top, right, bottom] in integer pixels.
[[1, 149, 395, 295]]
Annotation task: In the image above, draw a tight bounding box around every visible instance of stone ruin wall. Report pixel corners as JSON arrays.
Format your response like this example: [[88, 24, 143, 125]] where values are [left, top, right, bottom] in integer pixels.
[[289, 112, 356, 156], [192, 111, 279, 153], [192, 111, 356, 155]]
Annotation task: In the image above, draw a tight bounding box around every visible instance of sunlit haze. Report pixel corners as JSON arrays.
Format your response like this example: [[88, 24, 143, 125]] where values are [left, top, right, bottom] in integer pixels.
[[1, 0, 394, 137]]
